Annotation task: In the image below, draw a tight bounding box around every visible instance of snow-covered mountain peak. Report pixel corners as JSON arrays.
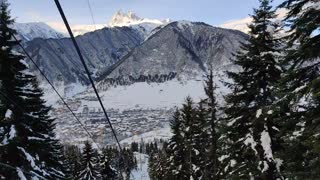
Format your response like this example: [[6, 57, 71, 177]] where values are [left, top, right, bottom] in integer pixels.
[[109, 10, 170, 27], [219, 8, 288, 34], [13, 22, 66, 41]]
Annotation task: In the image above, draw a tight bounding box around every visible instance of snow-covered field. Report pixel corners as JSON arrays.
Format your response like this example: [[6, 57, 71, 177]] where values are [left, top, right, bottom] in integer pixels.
[[131, 152, 150, 180], [120, 127, 172, 145], [77, 79, 206, 111], [75, 74, 229, 112]]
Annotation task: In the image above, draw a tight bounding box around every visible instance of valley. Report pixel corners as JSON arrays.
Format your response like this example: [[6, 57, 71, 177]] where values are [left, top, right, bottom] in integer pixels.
[[15, 11, 246, 148]]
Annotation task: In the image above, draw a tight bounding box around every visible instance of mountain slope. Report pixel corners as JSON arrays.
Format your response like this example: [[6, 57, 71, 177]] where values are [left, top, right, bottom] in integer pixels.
[[14, 22, 66, 41], [97, 21, 247, 85], [24, 26, 145, 84]]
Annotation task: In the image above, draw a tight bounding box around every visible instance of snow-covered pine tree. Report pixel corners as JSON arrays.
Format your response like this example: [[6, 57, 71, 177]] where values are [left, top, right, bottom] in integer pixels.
[[276, 0, 320, 178], [223, 0, 283, 179], [64, 145, 82, 179], [190, 101, 207, 179], [148, 149, 167, 180], [202, 70, 225, 179], [0, 1, 65, 178], [100, 147, 117, 179], [119, 147, 137, 180], [78, 141, 101, 179], [181, 97, 200, 180], [165, 109, 188, 180], [148, 151, 156, 179]]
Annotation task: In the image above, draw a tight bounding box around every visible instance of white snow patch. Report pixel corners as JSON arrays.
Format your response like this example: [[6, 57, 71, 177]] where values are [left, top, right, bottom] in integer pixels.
[[291, 121, 306, 139], [275, 158, 283, 172], [244, 133, 258, 154], [1, 46, 9, 50], [120, 127, 172, 145], [230, 159, 237, 167], [17, 147, 49, 176], [267, 110, 273, 115], [19, 60, 29, 68], [8, 125, 16, 140], [1, 125, 16, 145], [272, 126, 280, 132], [293, 84, 306, 93], [218, 155, 230, 162], [131, 152, 150, 180], [5, 109, 12, 119], [16, 168, 27, 180], [256, 109, 262, 118], [261, 161, 269, 172], [260, 126, 273, 160], [17, 147, 36, 168], [227, 116, 242, 126]]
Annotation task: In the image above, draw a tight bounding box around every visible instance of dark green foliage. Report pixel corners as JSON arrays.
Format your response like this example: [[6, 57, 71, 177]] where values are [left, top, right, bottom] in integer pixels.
[[165, 108, 189, 180], [120, 148, 137, 179], [131, 142, 139, 152], [276, 0, 320, 178], [78, 141, 101, 179], [64, 145, 82, 179], [0, 1, 65, 178], [100, 148, 117, 180], [202, 70, 226, 179], [223, 0, 283, 179], [148, 150, 167, 180]]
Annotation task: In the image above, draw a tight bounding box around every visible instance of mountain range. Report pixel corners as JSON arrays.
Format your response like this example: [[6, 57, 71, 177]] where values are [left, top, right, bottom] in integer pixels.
[[98, 21, 246, 87], [12, 11, 249, 145], [16, 13, 246, 85]]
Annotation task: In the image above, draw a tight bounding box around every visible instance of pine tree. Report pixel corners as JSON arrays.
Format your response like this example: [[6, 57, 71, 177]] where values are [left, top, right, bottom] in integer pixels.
[[100, 147, 117, 180], [0, 1, 65, 178], [64, 145, 82, 179], [148, 151, 156, 180], [276, 0, 320, 178], [189, 101, 207, 179], [202, 70, 225, 179], [223, 0, 283, 179], [119, 147, 137, 180], [78, 141, 101, 179], [181, 97, 199, 179], [165, 109, 188, 180], [130, 142, 139, 152], [149, 150, 167, 180]]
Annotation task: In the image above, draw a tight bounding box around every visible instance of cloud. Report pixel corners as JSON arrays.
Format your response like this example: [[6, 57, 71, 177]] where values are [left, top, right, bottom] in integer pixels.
[[219, 8, 288, 34], [47, 21, 106, 36]]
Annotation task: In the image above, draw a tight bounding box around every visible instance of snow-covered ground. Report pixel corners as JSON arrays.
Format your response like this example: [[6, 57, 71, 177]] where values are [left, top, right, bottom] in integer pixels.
[[120, 127, 172, 145], [131, 152, 150, 180], [77, 79, 205, 111], [75, 75, 228, 112], [41, 82, 87, 105]]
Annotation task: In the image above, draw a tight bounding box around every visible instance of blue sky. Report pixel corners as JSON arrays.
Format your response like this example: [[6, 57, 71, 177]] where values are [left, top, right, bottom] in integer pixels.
[[9, 0, 283, 26]]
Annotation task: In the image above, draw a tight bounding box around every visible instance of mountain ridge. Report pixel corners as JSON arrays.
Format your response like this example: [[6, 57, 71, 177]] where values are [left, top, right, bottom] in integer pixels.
[[14, 22, 66, 42], [97, 21, 248, 87]]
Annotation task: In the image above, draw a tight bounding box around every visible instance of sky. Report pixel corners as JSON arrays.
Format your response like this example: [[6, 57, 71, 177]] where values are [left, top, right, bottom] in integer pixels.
[[9, 0, 283, 26]]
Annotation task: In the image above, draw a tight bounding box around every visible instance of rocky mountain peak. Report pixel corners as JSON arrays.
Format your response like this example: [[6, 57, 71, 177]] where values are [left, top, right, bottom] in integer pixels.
[[109, 10, 170, 27]]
